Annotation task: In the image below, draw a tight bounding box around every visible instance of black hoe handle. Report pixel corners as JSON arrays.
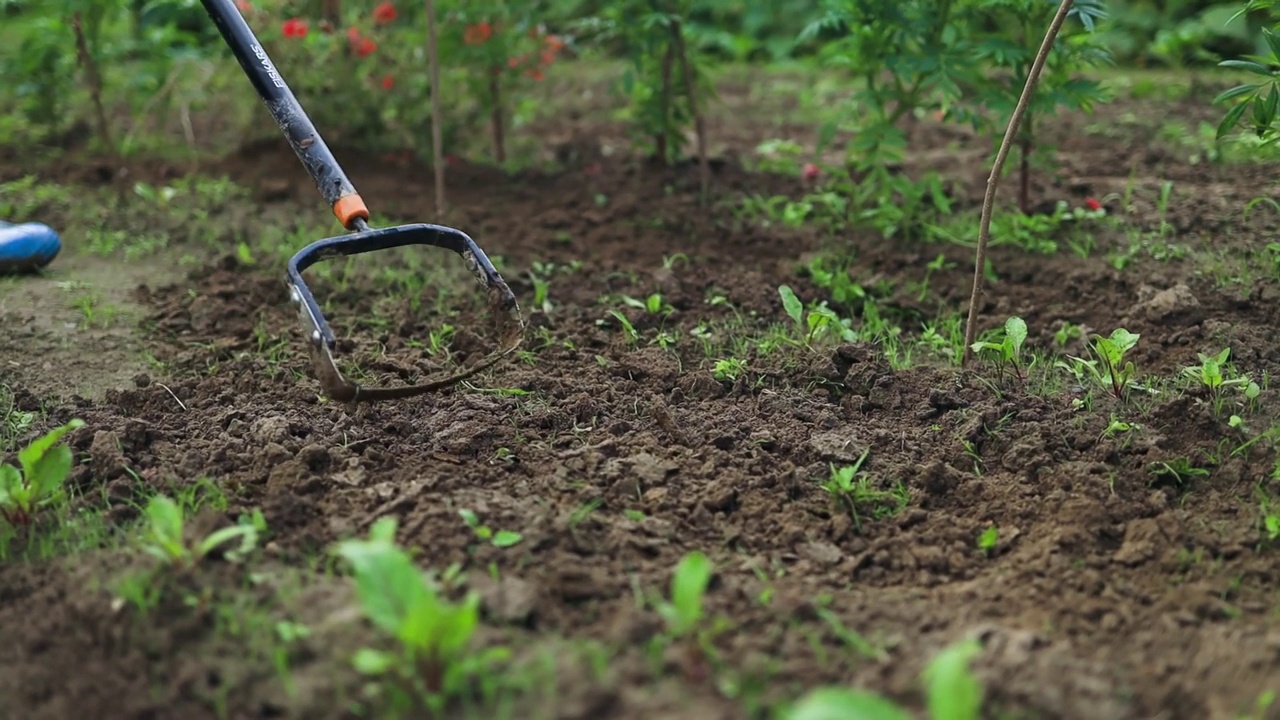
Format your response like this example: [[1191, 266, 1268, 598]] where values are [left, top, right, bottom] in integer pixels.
[[198, 0, 370, 230]]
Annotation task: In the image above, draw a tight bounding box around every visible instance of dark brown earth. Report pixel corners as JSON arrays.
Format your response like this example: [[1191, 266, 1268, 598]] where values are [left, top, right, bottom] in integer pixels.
[[2, 70, 1280, 720]]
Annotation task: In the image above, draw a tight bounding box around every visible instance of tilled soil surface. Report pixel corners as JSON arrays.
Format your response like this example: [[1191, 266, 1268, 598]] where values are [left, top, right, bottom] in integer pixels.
[[2, 84, 1280, 720]]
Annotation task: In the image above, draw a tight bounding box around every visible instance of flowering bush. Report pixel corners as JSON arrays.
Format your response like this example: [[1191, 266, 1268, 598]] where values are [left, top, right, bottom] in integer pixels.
[[210, 1, 568, 165], [450, 10, 567, 162]]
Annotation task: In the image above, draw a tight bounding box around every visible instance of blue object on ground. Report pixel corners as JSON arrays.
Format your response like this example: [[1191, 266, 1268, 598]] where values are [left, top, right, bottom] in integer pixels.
[[0, 221, 62, 274]]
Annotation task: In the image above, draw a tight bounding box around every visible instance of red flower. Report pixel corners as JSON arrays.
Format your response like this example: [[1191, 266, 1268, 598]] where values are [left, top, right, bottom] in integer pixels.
[[373, 1, 397, 24], [544, 34, 565, 52], [802, 163, 820, 181], [281, 18, 308, 39], [539, 49, 556, 66], [507, 54, 526, 68], [1084, 197, 1101, 211], [355, 37, 377, 57], [346, 26, 362, 43], [235, 0, 252, 12], [464, 22, 493, 45], [380, 74, 395, 90], [524, 68, 545, 81]]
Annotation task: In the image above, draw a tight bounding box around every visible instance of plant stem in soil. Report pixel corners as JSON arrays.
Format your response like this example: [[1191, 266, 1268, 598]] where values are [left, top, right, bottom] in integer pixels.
[[425, 0, 445, 215], [72, 12, 115, 155], [962, 0, 1074, 365], [489, 70, 506, 164], [657, 40, 674, 164], [670, 18, 710, 197]]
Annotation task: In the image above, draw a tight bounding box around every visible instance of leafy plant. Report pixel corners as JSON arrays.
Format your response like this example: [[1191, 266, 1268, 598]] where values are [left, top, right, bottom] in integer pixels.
[[1213, 0, 1280, 148], [140, 494, 264, 570], [822, 451, 910, 530], [713, 357, 748, 382], [458, 508, 524, 548], [970, 0, 1111, 212], [969, 316, 1030, 384], [0, 418, 84, 527], [778, 284, 854, 347], [1181, 348, 1260, 414], [785, 637, 985, 720], [1065, 328, 1142, 401], [332, 517, 509, 713], [655, 550, 714, 639]]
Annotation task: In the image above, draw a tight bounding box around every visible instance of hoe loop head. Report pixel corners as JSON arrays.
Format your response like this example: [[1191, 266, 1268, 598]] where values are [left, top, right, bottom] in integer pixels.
[[285, 221, 524, 403]]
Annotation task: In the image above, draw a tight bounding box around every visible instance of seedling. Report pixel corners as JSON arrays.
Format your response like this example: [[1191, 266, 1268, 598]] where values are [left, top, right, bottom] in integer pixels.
[[713, 357, 747, 382], [1149, 458, 1211, 490], [604, 310, 640, 345], [651, 550, 717, 681], [622, 293, 673, 316], [1065, 328, 1142, 401], [140, 494, 264, 570], [778, 284, 854, 347], [458, 509, 523, 548], [969, 316, 1029, 384], [785, 637, 984, 720], [0, 418, 84, 527], [1181, 348, 1260, 415], [977, 525, 999, 555], [821, 451, 910, 531], [332, 517, 509, 713]]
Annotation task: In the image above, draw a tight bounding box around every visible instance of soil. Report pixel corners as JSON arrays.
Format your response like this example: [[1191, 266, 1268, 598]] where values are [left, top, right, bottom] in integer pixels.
[[2, 73, 1280, 720]]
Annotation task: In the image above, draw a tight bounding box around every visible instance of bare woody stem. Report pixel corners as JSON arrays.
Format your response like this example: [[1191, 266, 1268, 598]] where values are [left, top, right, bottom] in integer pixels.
[[489, 70, 506, 164], [961, 0, 1074, 366], [425, 0, 445, 215], [72, 12, 115, 155], [670, 18, 710, 198], [657, 40, 674, 164]]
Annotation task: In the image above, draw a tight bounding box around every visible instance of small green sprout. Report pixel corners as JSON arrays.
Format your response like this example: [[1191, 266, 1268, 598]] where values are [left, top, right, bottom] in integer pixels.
[[785, 637, 984, 720], [778, 284, 854, 347], [458, 509, 524, 548], [1149, 458, 1211, 489], [623, 292, 672, 315], [0, 418, 84, 527], [332, 517, 508, 710], [977, 525, 999, 554], [141, 494, 263, 569], [713, 357, 747, 382], [1181, 348, 1259, 415], [605, 310, 640, 345], [821, 451, 910, 531], [969, 316, 1029, 383], [1065, 328, 1142, 401], [657, 551, 714, 639]]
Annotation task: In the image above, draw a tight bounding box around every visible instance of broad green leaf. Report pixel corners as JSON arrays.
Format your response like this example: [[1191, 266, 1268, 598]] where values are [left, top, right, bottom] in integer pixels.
[[334, 527, 430, 637], [1004, 317, 1028, 358], [670, 551, 713, 634], [785, 687, 912, 720], [492, 530, 523, 548], [197, 524, 257, 559], [145, 495, 186, 557], [352, 648, 396, 675], [923, 638, 984, 720], [1217, 100, 1251, 140], [26, 443, 72, 505], [778, 285, 804, 325], [1214, 83, 1260, 105], [17, 419, 84, 485], [434, 592, 482, 656], [0, 464, 23, 509], [1219, 60, 1275, 77]]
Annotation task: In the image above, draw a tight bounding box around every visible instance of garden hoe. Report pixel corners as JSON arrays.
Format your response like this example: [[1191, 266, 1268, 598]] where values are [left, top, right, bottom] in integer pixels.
[[199, 0, 523, 402]]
